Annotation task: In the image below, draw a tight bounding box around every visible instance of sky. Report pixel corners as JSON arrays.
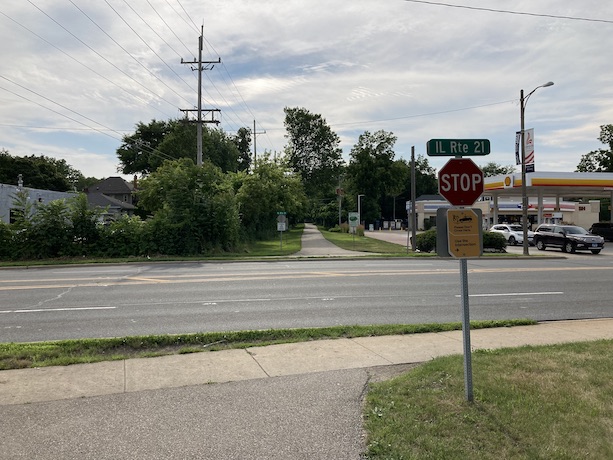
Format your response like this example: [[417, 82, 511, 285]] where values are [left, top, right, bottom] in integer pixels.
[[1, 1, 612, 181]]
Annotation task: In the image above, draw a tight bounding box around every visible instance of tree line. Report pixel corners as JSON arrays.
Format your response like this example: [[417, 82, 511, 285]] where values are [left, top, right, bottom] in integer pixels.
[[8, 109, 604, 260]]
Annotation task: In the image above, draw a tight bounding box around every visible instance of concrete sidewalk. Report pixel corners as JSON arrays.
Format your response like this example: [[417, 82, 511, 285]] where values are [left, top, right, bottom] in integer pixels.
[[2, 318, 612, 406], [294, 223, 372, 256]]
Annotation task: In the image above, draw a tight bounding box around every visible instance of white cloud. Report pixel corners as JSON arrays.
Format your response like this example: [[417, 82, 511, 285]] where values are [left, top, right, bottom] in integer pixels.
[[1, 0, 612, 179]]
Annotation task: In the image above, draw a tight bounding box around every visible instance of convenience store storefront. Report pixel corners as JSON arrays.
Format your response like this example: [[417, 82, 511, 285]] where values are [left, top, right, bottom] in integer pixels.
[[407, 172, 613, 230]]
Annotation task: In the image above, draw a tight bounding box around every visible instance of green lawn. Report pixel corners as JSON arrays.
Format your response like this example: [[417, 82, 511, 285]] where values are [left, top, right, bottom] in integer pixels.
[[318, 227, 415, 254], [365, 340, 613, 459]]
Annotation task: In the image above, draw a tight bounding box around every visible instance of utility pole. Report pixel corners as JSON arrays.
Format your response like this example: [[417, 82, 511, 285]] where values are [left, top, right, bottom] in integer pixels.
[[180, 25, 221, 166], [252, 120, 266, 168]]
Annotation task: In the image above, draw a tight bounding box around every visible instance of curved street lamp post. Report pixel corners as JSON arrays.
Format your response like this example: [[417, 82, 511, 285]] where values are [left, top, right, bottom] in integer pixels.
[[520, 81, 554, 255]]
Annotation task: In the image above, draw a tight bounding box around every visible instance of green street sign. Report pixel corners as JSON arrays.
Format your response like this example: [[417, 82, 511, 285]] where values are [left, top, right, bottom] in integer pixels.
[[427, 139, 490, 156], [277, 211, 287, 215]]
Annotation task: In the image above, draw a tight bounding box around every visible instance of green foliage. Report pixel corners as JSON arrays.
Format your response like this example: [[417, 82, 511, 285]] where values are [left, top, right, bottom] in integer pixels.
[[480, 161, 516, 177], [68, 193, 102, 255], [0, 319, 537, 369], [347, 130, 400, 223], [576, 124, 613, 172], [28, 199, 72, 258], [97, 215, 144, 257], [283, 107, 343, 212], [0, 149, 85, 191], [117, 119, 246, 175], [137, 158, 240, 254], [0, 221, 11, 259], [415, 228, 437, 252], [483, 231, 507, 250], [234, 157, 307, 240]]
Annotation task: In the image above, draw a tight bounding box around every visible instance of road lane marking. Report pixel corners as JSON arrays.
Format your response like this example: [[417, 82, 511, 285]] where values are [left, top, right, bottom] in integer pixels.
[[2, 266, 613, 291], [455, 292, 564, 298], [0, 306, 117, 314]]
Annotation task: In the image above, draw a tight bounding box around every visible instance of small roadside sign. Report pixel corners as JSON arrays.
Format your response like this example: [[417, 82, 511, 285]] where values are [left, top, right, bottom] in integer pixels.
[[447, 208, 482, 258], [348, 212, 359, 228]]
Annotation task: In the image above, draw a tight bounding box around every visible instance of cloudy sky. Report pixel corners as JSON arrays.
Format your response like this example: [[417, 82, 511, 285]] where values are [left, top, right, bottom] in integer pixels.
[[1, 1, 612, 180]]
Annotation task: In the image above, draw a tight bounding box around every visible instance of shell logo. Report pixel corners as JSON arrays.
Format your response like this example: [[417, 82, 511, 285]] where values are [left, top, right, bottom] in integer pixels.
[[503, 175, 514, 188]]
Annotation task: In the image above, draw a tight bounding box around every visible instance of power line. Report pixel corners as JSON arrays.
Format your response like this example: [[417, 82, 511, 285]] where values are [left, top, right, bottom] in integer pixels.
[[25, 0, 182, 111], [100, 0, 196, 105], [403, 0, 613, 24], [145, 0, 193, 57], [329, 99, 517, 128], [0, 10, 175, 120]]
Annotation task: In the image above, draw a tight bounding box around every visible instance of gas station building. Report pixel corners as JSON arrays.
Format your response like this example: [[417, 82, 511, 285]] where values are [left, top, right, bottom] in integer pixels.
[[408, 171, 613, 230]]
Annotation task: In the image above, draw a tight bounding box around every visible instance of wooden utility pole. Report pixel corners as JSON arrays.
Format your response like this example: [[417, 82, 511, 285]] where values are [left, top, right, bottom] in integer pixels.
[[180, 25, 221, 166], [252, 120, 266, 168]]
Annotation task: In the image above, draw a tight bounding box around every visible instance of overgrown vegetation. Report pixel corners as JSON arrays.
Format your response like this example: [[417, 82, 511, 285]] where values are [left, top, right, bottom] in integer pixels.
[[0, 158, 306, 260], [0, 319, 535, 370], [365, 339, 613, 459]]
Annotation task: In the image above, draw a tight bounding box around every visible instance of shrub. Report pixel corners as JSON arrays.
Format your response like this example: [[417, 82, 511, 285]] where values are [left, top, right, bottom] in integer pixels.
[[483, 231, 507, 250], [415, 229, 437, 252]]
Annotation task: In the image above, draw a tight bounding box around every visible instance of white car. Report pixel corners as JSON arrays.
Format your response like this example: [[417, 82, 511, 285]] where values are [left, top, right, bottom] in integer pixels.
[[489, 224, 534, 246]]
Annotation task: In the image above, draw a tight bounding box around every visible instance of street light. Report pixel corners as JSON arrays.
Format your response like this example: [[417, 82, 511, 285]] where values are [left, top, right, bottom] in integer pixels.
[[357, 194, 365, 226], [520, 81, 554, 255]]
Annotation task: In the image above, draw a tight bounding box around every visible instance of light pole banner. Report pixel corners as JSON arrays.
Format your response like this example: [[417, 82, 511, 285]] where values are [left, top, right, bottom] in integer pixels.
[[515, 131, 521, 165], [524, 128, 535, 172]]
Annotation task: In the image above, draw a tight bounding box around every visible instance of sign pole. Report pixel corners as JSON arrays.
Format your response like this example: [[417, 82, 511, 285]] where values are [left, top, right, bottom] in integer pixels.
[[460, 258, 474, 402], [428, 138, 488, 404]]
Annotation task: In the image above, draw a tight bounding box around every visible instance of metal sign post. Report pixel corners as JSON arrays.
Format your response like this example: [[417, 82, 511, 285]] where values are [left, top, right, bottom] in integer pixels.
[[277, 212, 287, 250], [460, 258, 473, 402], [430, 139, 489, 403]]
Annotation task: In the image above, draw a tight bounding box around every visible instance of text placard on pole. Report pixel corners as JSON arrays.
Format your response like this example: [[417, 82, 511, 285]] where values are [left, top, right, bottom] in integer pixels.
[[427, 139, 490, 156]]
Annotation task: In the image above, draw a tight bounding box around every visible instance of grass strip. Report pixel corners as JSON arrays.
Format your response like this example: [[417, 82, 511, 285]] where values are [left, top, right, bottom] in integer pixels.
[[0, 319, 535, 370], [318, 227, 414, 254], [364, 339, 613, 459]]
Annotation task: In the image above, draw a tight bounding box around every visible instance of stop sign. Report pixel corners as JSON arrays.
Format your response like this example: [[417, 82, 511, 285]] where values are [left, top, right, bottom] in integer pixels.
[[438, 158, 484, 206]]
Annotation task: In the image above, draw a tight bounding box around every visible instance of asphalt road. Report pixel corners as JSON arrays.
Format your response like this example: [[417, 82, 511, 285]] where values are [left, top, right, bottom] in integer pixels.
[[2, 254, 613, 342]]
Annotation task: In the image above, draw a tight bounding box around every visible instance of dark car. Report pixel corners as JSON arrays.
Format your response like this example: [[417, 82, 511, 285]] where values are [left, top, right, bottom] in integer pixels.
[[589, 222, 613, 241], [534, 224, 605, 254]]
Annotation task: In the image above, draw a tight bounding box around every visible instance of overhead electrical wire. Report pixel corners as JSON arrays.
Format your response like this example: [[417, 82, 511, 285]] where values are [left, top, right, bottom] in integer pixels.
[[99, 0, 197, 105], [0, 10, 175, 120], [24, 0, 183, 111], [403, 0, 613, 24]]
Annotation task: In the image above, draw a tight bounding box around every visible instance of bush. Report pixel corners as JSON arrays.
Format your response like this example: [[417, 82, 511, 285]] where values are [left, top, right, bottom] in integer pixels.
[[483, 231, 507, 250], [415, 229, 437, 252]]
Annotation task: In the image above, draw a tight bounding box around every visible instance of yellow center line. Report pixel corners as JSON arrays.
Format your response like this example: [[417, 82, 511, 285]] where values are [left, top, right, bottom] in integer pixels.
[[1, 266, 612, 291]]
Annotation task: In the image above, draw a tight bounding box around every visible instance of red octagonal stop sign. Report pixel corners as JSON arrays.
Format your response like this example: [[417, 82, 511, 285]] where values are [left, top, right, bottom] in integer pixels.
[[438, 158, 484, 206]]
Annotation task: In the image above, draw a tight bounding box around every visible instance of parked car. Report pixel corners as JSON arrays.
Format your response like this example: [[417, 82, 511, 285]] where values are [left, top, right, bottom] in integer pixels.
[[488, 224, 534, 246], [589, 222, 613, 241], [533, 224, 605, 254]]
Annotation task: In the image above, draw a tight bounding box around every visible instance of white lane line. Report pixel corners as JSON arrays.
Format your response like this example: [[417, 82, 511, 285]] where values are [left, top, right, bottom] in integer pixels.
[[455, 292, 564, 298], [0, 306, 117, 313]]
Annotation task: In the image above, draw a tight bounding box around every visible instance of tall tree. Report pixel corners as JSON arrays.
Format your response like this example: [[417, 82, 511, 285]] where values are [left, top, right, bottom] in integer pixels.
[[283, 107, 343, 201], [234, 155, 306, 239], [576, 124, 613, 172], [117, 119, 244, 175], [0, 149, 90, 191], [346, 130, 401, 223], [137, 158, 240, 253], [233, 127, 252, 172]]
